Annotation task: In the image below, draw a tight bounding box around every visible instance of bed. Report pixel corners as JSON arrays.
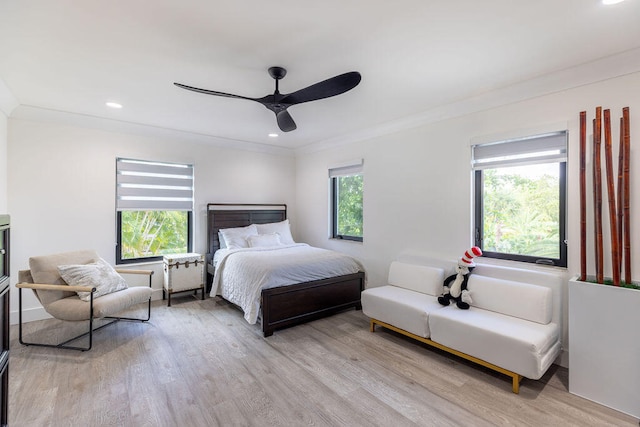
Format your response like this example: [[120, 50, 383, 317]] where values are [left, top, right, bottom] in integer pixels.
[[206, 203, 365, 337]]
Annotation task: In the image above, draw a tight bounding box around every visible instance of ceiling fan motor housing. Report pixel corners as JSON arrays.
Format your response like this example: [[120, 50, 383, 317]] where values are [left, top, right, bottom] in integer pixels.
[[268, 66, 287, 80]]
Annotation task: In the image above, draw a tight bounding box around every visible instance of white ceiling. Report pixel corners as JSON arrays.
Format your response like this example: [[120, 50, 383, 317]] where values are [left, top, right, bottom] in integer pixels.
[[1, 0, 639, 152]]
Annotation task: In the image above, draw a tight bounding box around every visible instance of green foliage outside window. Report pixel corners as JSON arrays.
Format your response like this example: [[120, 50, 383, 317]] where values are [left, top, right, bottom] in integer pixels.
[[120, 211, 188, 259], [336, 174, 363, 238], [482, 166, 559, 258]]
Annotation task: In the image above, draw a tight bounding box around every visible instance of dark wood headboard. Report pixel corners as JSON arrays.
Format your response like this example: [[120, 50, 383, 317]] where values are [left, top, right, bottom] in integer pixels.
[[206, 203, 287, 262]]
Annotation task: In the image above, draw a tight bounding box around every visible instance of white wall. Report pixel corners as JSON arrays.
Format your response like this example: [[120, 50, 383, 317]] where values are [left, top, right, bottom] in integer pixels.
[[0, 75, 18, 213], [8, 118, 296, 322], [295, 71, 640, 365], [0, 111, 7, 213]]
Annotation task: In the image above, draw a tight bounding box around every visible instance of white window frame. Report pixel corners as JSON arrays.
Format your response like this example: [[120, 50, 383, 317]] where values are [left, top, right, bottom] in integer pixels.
[[472, 131, 567, 267], [329, 159, 364, 242]]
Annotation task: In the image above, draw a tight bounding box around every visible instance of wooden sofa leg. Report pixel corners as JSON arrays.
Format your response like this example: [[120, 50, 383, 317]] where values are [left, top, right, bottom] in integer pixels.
[[370, 319, 376, 332], [512, 375, 522, 394]]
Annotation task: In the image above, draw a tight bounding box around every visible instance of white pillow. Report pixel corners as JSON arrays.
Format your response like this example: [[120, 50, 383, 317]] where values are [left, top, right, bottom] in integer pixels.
[[468, 275, 553, 324], [247, 233, 282, 248], [58, 258, 128, 301], [388, 262, 445, 296], [255, 219, 295, 245], [217, 231, 226, 249], [219, 224, 258, 249]]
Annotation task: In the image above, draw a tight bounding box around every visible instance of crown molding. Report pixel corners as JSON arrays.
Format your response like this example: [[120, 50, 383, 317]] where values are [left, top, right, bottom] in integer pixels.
[[9, 105, 294, 157], [296, 47, 640, 155]]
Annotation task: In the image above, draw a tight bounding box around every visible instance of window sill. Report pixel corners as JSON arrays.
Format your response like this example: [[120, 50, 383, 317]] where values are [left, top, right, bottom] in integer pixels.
[[476, 256, 567, 273], [329, 238, 363, 244], [116, 259, 163, 268]]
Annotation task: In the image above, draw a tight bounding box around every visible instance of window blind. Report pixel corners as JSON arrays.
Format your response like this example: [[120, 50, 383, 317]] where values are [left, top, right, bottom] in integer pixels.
[[472, 131, 567, 170], [329, 159, 364, 178], [116, 158, 193, 211]]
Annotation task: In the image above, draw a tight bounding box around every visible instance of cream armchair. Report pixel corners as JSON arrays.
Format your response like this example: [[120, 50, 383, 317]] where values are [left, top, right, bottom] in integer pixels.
[[17, 249, 153, 351]]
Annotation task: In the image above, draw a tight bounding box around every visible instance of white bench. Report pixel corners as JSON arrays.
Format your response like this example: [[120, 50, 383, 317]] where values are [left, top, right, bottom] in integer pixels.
[[361, 260, 562, 393]]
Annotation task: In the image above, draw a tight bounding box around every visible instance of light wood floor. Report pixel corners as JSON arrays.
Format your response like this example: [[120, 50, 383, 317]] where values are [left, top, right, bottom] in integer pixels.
[[9, 296, 638, 427]]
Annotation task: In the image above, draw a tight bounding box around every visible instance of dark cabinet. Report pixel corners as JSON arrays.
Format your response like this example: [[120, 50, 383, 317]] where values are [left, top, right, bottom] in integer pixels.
[[0, 215, 9, 427]]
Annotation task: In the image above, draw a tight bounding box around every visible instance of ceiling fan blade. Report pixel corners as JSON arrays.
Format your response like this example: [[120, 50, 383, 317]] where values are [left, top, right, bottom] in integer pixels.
[[175, 68, 360, 132], [174, 82, 258, 102], [279, 72, 361, 105], [276, 110, 297, 132]]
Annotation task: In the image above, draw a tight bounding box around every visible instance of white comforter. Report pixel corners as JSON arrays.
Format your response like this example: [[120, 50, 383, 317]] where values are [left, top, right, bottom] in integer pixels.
[[210, 244, 364, 324]]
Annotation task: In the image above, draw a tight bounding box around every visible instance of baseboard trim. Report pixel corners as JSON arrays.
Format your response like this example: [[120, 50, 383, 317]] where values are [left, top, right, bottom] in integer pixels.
[[556, 348, 569, 369], [10, 306, 50, 325]]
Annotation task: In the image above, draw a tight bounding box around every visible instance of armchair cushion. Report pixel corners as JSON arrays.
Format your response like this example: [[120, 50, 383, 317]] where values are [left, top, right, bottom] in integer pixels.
[[58, 258, 128, 301], [45, 287, 153, 321]]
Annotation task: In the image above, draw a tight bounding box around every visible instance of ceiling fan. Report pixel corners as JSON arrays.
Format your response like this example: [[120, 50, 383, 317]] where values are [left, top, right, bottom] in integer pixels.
[[174, 67, 361, 132]]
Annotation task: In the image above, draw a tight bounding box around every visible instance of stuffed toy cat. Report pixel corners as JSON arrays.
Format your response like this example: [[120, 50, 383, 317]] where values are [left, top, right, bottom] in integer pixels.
[[438, 246, 482, 309]]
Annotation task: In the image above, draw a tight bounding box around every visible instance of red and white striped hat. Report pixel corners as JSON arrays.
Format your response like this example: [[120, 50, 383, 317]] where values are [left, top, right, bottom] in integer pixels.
[[459, 246, 483, 267]]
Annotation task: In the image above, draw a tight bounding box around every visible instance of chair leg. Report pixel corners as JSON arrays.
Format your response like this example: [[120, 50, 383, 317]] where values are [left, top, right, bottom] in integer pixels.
[[19, 288, 96, 351], [105, 297, 152, 322], [104, 274, 152, 324], [18, 289, 151, 352]]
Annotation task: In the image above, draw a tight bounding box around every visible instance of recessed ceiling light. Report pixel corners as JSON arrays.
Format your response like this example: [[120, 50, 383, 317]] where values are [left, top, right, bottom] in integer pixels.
[[106, 101, 123, 109], [602, 0, 625, 5], [268, 133, 279, 138]]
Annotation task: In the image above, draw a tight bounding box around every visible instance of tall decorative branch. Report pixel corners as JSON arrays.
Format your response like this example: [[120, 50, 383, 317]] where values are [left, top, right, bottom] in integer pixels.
[[616, 116, 624, 276], [622, 107, 631, 284], [603, 109, 620, 286], [579, 111, 587, 281], [593, 107, 604, 284]]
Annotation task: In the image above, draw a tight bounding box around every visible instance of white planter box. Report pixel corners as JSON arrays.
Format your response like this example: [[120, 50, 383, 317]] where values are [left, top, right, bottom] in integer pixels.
[[568, 277, 640, 418]]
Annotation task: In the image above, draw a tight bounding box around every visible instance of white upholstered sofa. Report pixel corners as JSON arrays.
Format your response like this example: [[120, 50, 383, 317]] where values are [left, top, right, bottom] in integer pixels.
[[361, 259, 563, 393]]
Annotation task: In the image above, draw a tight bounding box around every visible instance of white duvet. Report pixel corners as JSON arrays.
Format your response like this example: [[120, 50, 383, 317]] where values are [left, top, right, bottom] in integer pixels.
[[210, 244, 364, 324]]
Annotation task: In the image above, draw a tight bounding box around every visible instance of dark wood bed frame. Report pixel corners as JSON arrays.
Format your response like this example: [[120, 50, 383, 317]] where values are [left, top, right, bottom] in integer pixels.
[[206, 203, 365, 337]]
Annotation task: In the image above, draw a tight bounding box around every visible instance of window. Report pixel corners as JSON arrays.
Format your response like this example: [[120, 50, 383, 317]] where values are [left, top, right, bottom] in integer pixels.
[[329, 160, 363, 242], [116, 158, 193, 264], [473, 131, 567, 267]]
